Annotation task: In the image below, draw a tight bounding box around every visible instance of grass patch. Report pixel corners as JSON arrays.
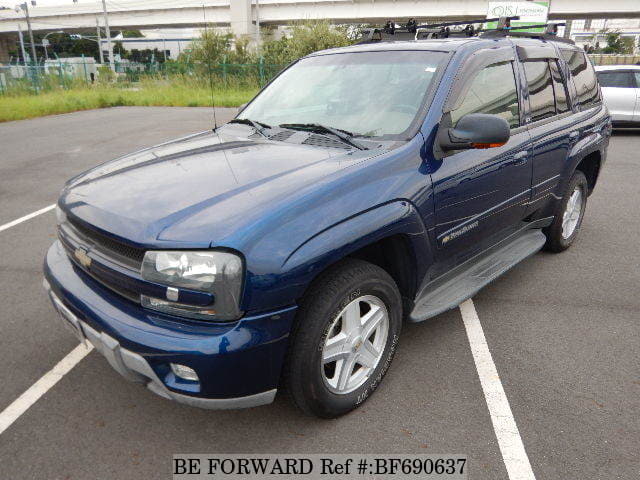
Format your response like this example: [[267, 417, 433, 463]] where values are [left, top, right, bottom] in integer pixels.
[[0, 78, 259, 123]]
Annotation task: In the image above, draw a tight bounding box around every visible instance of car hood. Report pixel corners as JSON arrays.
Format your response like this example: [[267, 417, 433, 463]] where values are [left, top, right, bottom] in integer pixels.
[[60, 125, 381, 248]]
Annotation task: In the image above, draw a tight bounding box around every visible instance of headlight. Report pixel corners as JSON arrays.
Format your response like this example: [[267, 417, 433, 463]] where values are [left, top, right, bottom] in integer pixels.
[[55, 205, 67, 225], [141, 250, 243, 321]]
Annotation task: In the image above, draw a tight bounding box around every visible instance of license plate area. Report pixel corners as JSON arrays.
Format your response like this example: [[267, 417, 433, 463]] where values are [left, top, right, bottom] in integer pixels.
[[51, 295, 86, 345]]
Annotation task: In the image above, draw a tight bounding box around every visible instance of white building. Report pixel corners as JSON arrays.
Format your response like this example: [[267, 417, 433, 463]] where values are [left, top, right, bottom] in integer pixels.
[[101, 29, 199, 61], [569, 18, 640, 52]]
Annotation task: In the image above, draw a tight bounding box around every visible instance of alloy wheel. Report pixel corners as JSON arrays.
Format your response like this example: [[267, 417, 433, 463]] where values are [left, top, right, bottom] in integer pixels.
[[321, 295, 389, 394], [562, 187, 583, 239]]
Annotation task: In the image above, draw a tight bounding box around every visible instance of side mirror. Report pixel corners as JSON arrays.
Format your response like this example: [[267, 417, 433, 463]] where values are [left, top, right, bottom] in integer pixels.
[[439, 113, 510, 151]]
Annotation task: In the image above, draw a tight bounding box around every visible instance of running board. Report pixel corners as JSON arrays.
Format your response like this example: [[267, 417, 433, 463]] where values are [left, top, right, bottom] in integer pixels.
[[409, 229, 547, 322]]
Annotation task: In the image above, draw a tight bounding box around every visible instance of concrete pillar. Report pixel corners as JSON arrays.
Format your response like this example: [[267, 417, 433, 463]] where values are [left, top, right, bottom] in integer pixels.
[[230, 0, 255, 38], [0, 35, 11, 63], [563, 19, 573, 39]]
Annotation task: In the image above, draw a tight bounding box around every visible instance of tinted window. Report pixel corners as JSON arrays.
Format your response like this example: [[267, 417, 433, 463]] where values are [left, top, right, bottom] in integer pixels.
[[451, 61, 520, 129], [550, 60, 570, 113], [596, 71, 635, 88], [561, 50, 600, 109], [523, 60, 555, 122]]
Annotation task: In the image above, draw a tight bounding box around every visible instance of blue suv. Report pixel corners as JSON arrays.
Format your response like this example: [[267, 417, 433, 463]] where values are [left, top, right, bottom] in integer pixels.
[[44, 30, 610, 418]]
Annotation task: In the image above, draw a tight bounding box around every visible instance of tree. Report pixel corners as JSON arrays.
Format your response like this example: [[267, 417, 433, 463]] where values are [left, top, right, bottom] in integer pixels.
[[601, 30, 634, 54], [261, 21, 353, 65], [122, 30, 144, 38], [183, 20, 353, 67]]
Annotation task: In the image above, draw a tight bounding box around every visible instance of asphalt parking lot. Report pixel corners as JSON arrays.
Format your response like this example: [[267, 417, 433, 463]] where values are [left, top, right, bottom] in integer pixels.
[[0, 107, 638, 480]]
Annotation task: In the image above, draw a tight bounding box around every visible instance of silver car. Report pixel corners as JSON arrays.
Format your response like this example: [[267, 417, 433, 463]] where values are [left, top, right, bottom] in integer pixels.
[[594, 65, 640, 126]]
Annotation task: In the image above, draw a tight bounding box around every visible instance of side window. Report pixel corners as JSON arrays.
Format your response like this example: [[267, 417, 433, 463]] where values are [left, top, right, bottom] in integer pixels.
[[549, 60, 570, 114], [596, 71, 635, 88], [523, 60, 555, 122], [561, 50, 600, 109], [451, 61, 520, 129]]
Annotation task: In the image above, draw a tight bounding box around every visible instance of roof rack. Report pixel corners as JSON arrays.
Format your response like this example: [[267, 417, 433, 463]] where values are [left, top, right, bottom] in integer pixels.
[[357, 16, 520, 43], [480, 22, 575, 44], [357, 16, 574, 45]]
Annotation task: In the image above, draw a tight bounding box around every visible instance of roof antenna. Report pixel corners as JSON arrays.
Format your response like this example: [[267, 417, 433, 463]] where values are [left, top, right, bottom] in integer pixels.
[[203, 4, 219, 131]]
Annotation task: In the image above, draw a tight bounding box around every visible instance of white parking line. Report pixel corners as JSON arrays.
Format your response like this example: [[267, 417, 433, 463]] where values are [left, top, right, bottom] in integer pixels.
[[0, 343, 93, 435], [0, 204, 91, 435], [460, 299, 537, 480], [0, 204, 56, 233]]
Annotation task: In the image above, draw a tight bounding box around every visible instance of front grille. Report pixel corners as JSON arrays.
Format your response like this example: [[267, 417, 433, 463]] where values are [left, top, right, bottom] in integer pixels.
[[58, 229, 141, 303], [67, 217, 145, 269], [58, 216, 147, 304]]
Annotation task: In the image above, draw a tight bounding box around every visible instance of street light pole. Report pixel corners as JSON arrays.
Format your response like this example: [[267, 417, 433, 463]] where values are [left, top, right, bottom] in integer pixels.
[[101, 0, 115, 71], [42, 31, 64, 60], [95, 17, 105, 65]]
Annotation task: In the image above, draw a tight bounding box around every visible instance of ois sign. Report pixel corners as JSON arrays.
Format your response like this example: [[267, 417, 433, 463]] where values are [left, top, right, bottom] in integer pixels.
[[486, 1, 550, 33]]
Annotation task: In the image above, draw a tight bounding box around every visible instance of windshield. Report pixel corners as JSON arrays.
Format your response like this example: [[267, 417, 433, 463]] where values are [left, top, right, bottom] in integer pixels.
[[239, 50, 446, 138]]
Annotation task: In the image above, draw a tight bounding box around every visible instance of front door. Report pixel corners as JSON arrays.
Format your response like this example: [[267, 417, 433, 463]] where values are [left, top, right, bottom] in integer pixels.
[[431, 59, 532, 273]]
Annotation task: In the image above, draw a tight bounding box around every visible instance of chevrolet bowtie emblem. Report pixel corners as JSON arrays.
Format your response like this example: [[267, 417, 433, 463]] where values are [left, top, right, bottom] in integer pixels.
[[74, 247, 92, 268]]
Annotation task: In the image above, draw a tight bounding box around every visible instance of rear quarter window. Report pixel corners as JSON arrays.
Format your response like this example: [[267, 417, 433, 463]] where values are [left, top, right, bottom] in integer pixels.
[[561, 50, 600, 109]]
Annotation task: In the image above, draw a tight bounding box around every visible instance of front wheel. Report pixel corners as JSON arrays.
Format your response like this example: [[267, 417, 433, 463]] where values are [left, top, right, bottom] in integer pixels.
[[544, 170, 588, 252], [285, 258, 402, 418]]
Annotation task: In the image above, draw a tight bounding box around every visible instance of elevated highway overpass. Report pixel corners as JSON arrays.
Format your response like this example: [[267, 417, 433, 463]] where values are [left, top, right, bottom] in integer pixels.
[[1, 0, 639, 60]]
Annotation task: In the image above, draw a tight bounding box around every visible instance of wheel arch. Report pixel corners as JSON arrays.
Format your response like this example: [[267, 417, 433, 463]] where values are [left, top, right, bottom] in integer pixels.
[[574, 150, 602, 195], [281, 201, 432, 311]]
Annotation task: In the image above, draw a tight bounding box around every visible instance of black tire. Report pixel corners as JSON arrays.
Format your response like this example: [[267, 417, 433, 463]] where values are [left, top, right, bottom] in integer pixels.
[[544, 170, 588, 253], [285, 258, 402, 418]]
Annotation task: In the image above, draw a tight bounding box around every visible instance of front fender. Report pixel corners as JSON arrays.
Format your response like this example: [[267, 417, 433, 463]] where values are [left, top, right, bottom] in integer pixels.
[[242, 201, 431, 312]]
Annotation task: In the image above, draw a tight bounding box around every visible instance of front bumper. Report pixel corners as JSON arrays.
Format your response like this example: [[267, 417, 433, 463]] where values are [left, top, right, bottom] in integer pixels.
[[44, 241, 296, 409]]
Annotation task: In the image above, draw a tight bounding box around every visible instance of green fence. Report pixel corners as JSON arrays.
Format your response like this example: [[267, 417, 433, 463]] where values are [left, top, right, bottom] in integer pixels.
[[0, 59, 287, 96]]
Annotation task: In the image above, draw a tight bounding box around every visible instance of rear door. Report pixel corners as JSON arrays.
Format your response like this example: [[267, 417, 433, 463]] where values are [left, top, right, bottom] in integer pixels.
[[596, 69, 638, 122], [518, 45, 575, 214], [430, 49, 532, 272]]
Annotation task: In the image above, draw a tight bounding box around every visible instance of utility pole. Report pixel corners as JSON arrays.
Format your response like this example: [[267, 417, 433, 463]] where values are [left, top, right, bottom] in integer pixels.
[[16, 2, 37, 65], [17, 24, 28, 65], [101, 0, 115, 71], [95, 17, 105, 65], [255, 0, 261, 49]]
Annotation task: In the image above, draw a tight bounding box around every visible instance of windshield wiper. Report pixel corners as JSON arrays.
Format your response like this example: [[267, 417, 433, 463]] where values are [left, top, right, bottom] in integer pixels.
[[279, 123, 369, 150], [229, 118, 271, 138]]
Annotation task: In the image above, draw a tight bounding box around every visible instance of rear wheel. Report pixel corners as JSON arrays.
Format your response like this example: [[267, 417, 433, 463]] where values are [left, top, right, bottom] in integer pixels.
[[544, 170, 588, 252], [285, 258, 402, 418]]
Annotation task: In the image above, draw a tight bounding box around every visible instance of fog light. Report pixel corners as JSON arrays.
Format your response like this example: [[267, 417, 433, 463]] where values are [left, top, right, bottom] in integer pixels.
[[170, 363, 199, 381]]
